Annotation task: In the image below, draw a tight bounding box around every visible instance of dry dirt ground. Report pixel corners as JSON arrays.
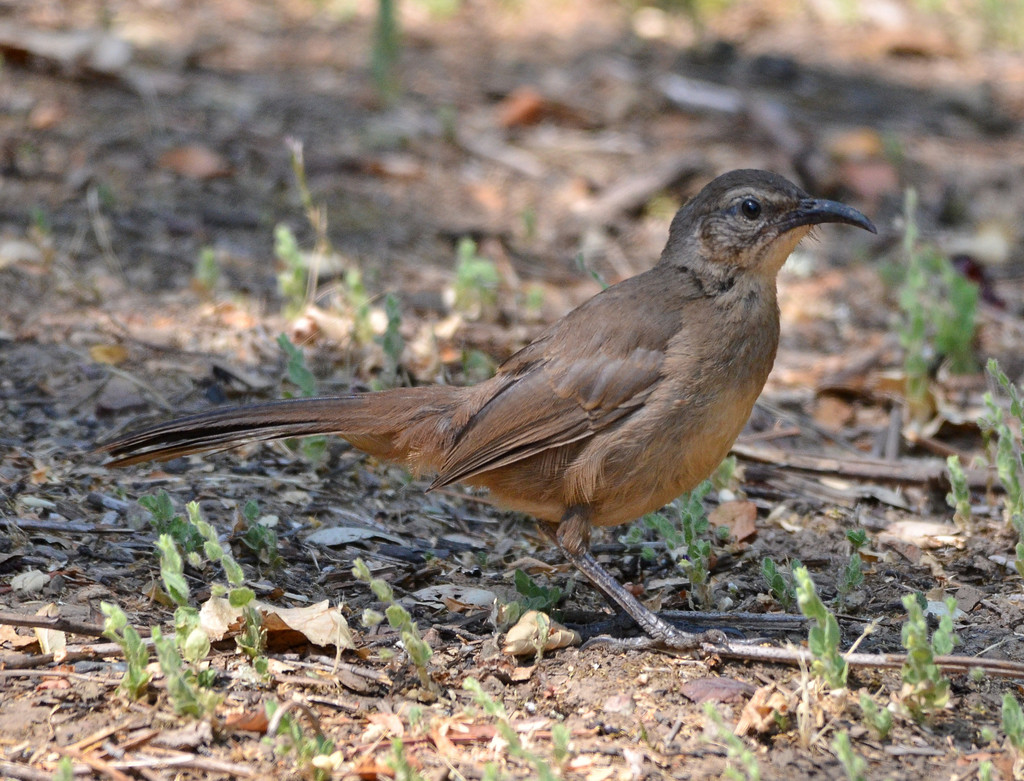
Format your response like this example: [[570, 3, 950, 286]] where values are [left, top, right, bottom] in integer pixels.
[[4, 1, 1024, 779]]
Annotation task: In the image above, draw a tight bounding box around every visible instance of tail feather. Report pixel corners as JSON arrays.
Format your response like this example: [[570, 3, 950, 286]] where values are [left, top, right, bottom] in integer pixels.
[[99, 389, 463, 468], [98, 397, 365, 466]]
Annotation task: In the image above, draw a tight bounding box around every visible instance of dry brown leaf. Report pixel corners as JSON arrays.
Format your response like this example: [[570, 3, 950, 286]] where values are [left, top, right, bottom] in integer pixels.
[[224, 708, 270, 733], [28, 101, 67, 130], [0, 237, 44, 269], [734, 683, 792, 735], [878, 520, 962, 550], [34, 603, 66, 658], [468, 180, 506, 213], [158, 144, 231, 180], [198, 595, 238, 640], [364, 153, 424, 179], [351, 756, 395, 780], [438, 720, 497, 745], [11, 569, 49, 594], [497, 86, 546, 127], [812, 394, 855, 431], [510, 664, 535, 682], [708, 500, 758, 542], [199, 597, 355, 649], [94, 378, 146, 413], [680, 676, 756, 704], [575, 761, 614, 780], [37, 677, 71, 691], [214, 301, 258, 329], [411, 584, 497, 612], [826, 127, 884, 161], [0, 623, 37, 649], [504, 557, 567, 575], [502, 610, 579, 656], [265, 601, 355, 649], [362, 712, 405, 742], [89, 344, 128, 365], [602, 693, 634, 714]]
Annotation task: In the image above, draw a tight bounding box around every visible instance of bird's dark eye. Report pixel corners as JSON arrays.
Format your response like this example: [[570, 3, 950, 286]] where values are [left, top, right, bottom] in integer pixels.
[[740, 198, 761, 219]]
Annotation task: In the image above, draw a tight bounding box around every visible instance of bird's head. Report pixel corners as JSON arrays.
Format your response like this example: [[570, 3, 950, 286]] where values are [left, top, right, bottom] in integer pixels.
[[663, 169, 876, 280]]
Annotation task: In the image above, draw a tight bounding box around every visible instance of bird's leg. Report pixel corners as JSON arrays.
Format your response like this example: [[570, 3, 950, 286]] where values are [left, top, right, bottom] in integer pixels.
[[551, 507, 706, 650]]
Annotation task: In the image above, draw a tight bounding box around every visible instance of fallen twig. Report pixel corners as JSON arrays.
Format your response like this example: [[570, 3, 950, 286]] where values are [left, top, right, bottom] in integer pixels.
[[0, 609, 111, 638], [706, 641, 1024, 679], [732, 442, 991, 487]]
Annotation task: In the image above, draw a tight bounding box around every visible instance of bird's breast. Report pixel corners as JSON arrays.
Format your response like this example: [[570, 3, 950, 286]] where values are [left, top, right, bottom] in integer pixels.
[[582, 290, 780, 526]]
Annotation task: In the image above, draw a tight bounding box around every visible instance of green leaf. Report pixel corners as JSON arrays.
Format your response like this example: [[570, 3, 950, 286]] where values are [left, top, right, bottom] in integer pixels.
[[229, 586, 256, 608]]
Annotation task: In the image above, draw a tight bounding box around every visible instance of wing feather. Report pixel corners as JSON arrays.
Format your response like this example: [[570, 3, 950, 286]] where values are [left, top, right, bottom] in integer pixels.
[[431, 269, 705, 488]]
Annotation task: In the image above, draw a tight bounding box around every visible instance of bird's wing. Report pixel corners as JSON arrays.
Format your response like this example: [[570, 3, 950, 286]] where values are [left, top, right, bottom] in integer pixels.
[[431, 270, 700, 488]]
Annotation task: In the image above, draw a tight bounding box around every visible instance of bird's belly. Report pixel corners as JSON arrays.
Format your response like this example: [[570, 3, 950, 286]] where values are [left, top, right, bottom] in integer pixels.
[[584, 384, 760, 527], [463, 367, 766, 528]]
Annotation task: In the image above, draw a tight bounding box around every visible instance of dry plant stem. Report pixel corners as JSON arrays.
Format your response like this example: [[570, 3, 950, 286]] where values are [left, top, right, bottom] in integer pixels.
[[105, 755, 260, 778], [0, 609, 110, 638], [10, 518, 132, 534], [67, 719, 143, 754], [0, 642, 149, 669], [265, 698, 325, 740], [705, 642, 1024, 679], [0, 668, 120, 684], [584, 636, 1024, 679], [60, 747, 132, 781], [733, 443, 990, 488], [0, 759, 62, 781]]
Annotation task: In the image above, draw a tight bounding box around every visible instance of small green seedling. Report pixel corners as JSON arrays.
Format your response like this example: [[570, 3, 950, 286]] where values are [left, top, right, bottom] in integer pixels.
[[794, 565, 848, 689], [265, 700, 336, 781], [671, 482, 715, 608], [703, 702, 761, 781], [980, 359, 1024, 576], [353, 558, 434, 691], [187, 501, 267, 676], [275, 223, 309, 317], [385, 738, 427, 781], [574, 251, 609, 290], [100, 602, 152, 700], [897, 187, 979, 425], [513, 569, 563, 615], [899, 594, 956, 720], [150, 624, 221, 718], [237, 499, 282, 568], [140, 491, 204, 555], [193, 246, 220, 294], [832, 730, 867, 781], [620, 481, 715, 607], [277, 333, 328, 463], [372, 0, 401, 102], [761, 557, 801, 611], [946, 454, 972, 529], [1003, 692, 1024, 752], [859, 691, 893, 741], [836, 529, 866, 610], [464, 677, 566, 781], [453, 237, 500, 320], [376, 292, 405, 389]]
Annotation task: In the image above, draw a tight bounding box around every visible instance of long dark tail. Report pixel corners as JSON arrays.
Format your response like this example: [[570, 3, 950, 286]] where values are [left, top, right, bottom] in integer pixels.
[[99, 388, 461, 468]]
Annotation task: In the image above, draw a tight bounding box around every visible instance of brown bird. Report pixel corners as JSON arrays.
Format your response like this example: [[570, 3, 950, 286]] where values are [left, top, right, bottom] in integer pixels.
[[101, 170, 875, 648]]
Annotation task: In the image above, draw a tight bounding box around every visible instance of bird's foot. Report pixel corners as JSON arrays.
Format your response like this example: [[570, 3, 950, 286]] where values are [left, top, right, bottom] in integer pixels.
[[581, 627, 729, 655]]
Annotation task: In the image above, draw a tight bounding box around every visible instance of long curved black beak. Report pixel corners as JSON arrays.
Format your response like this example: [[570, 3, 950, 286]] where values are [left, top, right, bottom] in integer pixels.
[[779, 198, 877, 234]]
